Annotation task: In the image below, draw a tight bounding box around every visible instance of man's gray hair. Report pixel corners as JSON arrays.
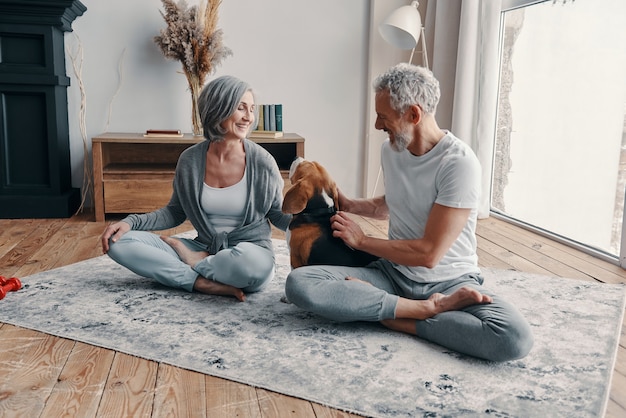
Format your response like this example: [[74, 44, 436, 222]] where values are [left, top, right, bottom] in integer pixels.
[[373, 63, 440, 115], [198, 75, 258, 142]]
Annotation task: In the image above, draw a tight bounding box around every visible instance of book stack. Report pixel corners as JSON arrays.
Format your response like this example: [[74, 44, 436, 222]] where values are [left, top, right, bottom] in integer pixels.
[[252, 103, 283, 138]]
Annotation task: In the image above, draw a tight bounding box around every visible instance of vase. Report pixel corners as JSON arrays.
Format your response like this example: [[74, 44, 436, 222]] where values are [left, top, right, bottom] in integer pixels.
[[188, 74, 203, 137]]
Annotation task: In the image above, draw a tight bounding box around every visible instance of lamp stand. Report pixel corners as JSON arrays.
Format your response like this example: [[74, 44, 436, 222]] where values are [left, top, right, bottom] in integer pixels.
[[409, 26, 429, 69]]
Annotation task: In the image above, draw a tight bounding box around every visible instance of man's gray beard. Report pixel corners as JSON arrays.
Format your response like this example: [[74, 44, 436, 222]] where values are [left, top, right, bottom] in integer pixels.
[[391, 130, 411, 152]]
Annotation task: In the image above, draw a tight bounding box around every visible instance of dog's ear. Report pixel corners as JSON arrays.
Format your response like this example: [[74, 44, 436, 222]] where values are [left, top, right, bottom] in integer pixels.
[[282, 179, 314, 214]]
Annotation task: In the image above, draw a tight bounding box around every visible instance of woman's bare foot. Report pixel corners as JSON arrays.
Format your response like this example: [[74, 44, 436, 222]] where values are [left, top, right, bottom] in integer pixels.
[[193, 277, 246, 302], [161, 236, 245, 301], [345, 276, 371, 285], [161, 235, 208, 267]]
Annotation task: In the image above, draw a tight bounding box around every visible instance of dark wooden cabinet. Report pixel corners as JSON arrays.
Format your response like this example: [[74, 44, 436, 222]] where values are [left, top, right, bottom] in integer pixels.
[[0, 0, 86, 218]]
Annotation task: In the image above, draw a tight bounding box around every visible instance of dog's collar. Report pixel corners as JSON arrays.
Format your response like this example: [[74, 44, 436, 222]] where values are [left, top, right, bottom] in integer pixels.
[[299, 207, 336, 216]]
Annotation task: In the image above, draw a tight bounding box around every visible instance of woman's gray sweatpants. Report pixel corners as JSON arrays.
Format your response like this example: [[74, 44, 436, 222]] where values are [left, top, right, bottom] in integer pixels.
[[107, 231, 274, 293], [285, 260, 533, 362]]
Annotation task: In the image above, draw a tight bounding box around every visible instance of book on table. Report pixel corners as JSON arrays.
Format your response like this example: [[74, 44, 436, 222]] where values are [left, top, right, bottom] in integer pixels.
[[269, 105, 276, 131], [249, 130, 284, 139], [263, 105, 270, 130], [143, 129, 184, 138], [258, 106, 265, 130], [275, 104, 283, 131]]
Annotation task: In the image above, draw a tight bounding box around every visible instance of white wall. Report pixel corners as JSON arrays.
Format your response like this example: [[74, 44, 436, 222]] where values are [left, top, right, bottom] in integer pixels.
[[65, 0, 394, 200]]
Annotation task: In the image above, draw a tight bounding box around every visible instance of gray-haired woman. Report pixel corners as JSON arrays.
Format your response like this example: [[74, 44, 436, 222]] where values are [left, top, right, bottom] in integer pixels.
[[101, 75, 290, 301]]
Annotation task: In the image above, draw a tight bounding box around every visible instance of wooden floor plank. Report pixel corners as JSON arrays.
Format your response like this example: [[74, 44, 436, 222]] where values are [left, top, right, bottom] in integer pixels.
[[153, 364, 207, 418], [476, 235, 555, 276], [205, 375, 261, 417], [311, 402, 362, 417], [256, 388, 316, 418], [0, 325, 75, 418], [477, 247, 515, 270], [97, 352, 159, 417], [0, 219, 39, 260], [477, 222, 596, 281], [14, 218, 94, 276], [481, 217, 626, 281], [0, 218, 68, 278], [608, 370, 626, 416], [41, 342, 115, 418]]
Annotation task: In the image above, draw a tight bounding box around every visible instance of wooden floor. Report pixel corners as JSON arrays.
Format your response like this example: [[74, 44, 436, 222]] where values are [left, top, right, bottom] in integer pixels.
[[0, 210, 625, 417]]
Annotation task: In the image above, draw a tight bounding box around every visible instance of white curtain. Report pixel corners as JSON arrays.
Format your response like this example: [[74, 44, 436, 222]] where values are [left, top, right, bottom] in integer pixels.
[[424, 0, 501, 218]]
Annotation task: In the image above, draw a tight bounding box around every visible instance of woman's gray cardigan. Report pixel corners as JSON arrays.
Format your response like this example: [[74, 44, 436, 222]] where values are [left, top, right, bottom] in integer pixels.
[[122, 139, 291, 254]]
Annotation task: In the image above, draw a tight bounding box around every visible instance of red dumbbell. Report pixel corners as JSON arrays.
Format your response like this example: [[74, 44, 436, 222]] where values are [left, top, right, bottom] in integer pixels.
[[0, 277, 22, 300]]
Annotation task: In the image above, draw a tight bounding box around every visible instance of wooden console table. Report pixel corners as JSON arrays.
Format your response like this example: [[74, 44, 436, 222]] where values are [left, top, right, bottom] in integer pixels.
[[92, 132, 305, 221]]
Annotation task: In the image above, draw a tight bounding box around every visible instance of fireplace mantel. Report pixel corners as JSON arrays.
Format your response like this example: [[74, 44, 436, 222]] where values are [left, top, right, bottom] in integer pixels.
[[0, 0, 86, 218]]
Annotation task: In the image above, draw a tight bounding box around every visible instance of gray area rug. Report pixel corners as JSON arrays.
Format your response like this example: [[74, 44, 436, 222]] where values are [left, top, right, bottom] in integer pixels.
[[1, 234, 624, 417]]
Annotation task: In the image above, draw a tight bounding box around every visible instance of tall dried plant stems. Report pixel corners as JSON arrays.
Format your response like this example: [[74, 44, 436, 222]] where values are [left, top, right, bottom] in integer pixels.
[[66, 33, 93, 214], [154, 0, 232, 135]]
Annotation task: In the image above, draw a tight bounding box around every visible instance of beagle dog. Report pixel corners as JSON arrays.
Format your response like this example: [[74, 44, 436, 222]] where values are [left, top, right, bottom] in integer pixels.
[[282, 157, 378, 269]]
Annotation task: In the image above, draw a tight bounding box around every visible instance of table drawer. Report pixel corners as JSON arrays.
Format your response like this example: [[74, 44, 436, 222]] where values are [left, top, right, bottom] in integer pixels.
[[103, 179, 172, 213]]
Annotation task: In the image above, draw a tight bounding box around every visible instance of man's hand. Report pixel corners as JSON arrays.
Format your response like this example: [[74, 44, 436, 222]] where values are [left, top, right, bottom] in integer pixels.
[[331, 211, 366, 250], [337, 189, 352, 212], [100, 221, 131, 253]]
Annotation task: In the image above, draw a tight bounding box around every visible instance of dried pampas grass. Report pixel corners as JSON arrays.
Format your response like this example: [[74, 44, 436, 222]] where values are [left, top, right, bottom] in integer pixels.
[[154, 0, 232, 135]]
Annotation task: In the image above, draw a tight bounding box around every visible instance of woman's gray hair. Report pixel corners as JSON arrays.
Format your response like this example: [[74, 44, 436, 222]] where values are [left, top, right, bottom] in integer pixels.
[[198, 75, 257, 142], [373, 63, 440, 115]]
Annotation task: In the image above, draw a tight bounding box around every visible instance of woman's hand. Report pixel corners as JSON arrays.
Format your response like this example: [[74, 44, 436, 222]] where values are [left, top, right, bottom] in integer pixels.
[[101, 221, 131, 253]]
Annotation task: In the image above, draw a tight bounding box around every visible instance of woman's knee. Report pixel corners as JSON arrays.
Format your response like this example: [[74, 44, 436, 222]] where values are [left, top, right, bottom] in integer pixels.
[[210, 243, 274, 290], [232, 243, 274, 278], [105, 233, 133, 261]]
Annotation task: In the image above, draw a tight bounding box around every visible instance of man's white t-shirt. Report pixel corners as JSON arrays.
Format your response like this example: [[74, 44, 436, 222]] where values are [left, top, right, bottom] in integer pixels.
[[381, 131, 481, 283]]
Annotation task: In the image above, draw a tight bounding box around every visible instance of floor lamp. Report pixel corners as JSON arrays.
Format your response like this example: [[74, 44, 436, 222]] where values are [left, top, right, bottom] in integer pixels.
[[371, 1, 429, 197], [379, 0, 429, 69]]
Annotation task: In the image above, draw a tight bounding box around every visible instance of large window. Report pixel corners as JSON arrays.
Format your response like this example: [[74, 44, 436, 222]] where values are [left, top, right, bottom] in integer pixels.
[[492, 0, 626, 262]]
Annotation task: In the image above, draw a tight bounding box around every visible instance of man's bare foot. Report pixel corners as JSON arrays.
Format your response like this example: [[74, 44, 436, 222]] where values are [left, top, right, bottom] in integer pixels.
[[381, 287, 492, 335], [161, 235, 209, 267], [428, 287, 492, 315], [394, 286, 492, 321], [193, 277, 246, 302]]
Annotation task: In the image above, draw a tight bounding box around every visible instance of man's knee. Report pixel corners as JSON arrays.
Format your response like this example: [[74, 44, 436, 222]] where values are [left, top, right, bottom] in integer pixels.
[[285, 268, 310, 308], [488, 322, 534, 362]]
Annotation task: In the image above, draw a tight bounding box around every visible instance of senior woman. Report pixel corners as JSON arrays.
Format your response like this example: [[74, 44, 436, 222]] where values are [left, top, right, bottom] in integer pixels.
[[101, 75, 291, 301]]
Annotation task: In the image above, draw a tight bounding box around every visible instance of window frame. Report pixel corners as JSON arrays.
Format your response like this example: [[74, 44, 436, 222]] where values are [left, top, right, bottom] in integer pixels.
[[492, 0, 626, 267]]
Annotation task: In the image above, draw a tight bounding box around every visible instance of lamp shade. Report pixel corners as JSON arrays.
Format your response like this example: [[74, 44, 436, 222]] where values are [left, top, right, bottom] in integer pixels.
[[379, 1, 422, 50]]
